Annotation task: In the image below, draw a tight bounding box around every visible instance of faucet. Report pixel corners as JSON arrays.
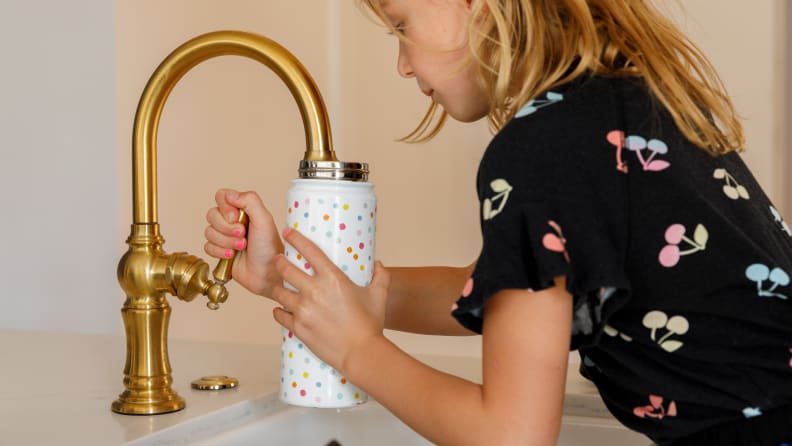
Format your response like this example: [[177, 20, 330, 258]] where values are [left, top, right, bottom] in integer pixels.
[[113, 30, 338, 415]]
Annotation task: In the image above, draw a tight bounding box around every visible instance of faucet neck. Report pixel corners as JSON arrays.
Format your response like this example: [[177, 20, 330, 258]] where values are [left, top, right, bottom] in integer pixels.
[[131, 30, 337, 224]]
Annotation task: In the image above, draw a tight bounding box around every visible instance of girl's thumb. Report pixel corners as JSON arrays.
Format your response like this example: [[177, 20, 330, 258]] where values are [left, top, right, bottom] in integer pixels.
[[370, 261, 391, 290]]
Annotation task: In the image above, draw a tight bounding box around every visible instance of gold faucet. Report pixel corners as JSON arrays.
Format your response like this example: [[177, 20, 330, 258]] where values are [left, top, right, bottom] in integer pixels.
[[113, 30, 338, 415]]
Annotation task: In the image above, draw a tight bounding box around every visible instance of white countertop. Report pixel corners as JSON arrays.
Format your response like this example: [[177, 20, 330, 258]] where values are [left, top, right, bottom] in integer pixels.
[[0, 329, 607, 445]]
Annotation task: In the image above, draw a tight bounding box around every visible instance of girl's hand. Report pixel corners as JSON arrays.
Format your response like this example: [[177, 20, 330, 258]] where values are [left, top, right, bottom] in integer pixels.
[[204, 189, 284, 297], [271, 228, 391, 372]]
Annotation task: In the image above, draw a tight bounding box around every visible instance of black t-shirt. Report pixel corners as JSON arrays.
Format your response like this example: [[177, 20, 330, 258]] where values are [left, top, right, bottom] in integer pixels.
[[451, 75, 792, 445]]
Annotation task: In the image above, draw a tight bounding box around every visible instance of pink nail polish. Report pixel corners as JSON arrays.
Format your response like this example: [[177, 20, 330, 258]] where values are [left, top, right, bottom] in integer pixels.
[[224, 249, 234, 258], [282, 228, 291, 237], [235, 239, 245, 250], [233, 228, 242, 238]]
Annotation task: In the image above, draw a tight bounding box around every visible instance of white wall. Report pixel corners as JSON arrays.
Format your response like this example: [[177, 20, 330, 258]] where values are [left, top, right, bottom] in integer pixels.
[[0, 0, 119, 333], [1, 1, 787, 360]]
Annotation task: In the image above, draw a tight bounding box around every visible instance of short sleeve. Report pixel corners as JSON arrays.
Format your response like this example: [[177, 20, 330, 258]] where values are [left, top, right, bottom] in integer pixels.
[[451, 89, 633, 349]]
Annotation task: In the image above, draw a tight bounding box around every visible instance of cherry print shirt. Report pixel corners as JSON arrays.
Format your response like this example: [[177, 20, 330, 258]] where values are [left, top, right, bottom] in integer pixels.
[[451, 75, 792, 445]]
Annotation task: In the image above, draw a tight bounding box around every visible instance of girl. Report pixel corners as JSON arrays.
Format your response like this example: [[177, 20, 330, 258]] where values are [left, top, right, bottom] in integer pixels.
[[204, 1, 792, 444]]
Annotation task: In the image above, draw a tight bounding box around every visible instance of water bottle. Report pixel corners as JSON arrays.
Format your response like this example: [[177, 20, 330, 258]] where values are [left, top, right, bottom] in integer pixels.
[[280, 160, 375, 408]]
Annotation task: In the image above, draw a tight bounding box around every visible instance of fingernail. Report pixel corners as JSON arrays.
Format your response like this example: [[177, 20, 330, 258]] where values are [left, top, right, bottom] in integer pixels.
[[224, 249, 234, 259], [233, 228, 242, 238], [227, 212, 237, 224], [282, 228, 291, 237], [227, 190, 239, 201], [235, 239, 245, 250]]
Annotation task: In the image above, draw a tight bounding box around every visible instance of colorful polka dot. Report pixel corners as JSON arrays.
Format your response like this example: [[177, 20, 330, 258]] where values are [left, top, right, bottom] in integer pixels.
[[281, 191, 374, 407]]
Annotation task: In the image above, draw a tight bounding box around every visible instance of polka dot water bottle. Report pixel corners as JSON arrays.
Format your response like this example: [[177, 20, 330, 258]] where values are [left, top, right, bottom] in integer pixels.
[[281, 160, 375, 408]]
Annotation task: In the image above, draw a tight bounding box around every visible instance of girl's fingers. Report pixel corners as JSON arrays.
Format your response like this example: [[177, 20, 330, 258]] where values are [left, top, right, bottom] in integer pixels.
[[227, 190, 275, 232], [281, 228, 334, 274], [214, 188, 242, 223], [272, 306, 294, 331], [271, 284, 299, 313], [274, 253, 313, 291], [370, 261, 391, 290], [207, 197, 246, 238]]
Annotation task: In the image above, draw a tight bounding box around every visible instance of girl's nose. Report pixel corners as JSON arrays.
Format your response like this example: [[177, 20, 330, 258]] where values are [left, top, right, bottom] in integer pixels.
[[397, 43, 414, 78]]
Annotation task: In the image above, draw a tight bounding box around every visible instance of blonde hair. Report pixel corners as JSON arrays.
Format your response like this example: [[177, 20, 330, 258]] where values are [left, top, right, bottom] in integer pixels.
[[361, 0, 744, 154]]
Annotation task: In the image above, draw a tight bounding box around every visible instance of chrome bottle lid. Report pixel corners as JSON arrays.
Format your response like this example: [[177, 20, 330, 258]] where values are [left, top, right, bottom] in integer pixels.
[[298, 160, 369, 181]]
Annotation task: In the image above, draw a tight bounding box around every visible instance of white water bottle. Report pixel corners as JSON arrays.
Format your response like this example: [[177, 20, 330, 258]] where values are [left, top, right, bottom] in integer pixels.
[[280, 160, 375, 408]]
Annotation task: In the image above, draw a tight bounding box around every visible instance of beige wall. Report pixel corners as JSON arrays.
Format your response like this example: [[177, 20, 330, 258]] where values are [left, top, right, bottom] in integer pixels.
[[0, 2, 786, 360], [114, 1, 789, 358], [115, 0, 489, 356]]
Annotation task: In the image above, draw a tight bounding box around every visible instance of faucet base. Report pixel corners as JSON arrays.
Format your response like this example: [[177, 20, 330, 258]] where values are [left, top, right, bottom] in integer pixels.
[[111, 390, 185, 415]]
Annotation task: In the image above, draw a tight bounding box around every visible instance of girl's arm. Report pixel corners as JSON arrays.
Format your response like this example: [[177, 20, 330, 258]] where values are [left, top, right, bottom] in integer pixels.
[[271, 228, 571, 445], [345, 281, 572, 446], [385, 265, 476, 336], [205, 189, 474, 336]]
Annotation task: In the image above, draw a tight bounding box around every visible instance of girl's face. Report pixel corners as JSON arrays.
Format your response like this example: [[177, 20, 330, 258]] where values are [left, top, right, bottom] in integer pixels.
[[379, 0, 490, 122]]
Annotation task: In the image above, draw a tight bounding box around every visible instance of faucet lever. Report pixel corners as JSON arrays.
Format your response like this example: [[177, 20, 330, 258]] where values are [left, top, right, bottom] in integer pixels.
[[212, 210, 249, 287]]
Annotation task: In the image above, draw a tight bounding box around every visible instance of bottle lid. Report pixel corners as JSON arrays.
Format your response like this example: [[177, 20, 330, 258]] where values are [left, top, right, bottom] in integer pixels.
[[298, 160, 369, 181]]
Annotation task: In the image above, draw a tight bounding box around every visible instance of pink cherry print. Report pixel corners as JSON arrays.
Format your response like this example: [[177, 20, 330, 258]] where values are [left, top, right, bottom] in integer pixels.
[[542, 234, 565, 252], [667, 401, 678, 417], [542, 220, 570, 262], [659, 245, 681, 267], [649, 395, 663, 409], [606, 130, 628, 173], [633, 405, 652, 418], [664, 224, 686, 244], [461, 278, 474, 297]]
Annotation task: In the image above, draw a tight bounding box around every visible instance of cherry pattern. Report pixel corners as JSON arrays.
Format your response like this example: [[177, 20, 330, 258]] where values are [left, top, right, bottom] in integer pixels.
[[658, 223, 709, 268], [642, 310, 689, 353], [542, 220, 570, 262], [770, 206, 792, 237], [603, 324, 633, 342], [606, 130, 671, 173], [515, 91, 564, 118], [482, 179, 513, 221], [633, 394, 678, 420], [745, 263, 790, 300], [713, 168, 750, 200]]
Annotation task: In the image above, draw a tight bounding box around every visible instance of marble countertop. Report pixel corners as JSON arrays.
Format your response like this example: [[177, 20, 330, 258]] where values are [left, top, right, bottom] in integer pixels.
[[0, 329, 606, 445]]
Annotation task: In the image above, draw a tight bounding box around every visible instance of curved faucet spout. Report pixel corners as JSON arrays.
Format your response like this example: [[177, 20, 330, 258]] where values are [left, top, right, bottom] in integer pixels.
[[133, 30, 337, 224], [115, 30, 338, 415]]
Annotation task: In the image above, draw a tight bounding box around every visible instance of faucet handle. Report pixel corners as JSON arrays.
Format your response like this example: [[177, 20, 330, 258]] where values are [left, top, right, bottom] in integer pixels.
[[205, 283, 228, 310], [212, 210, 249, 284]]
